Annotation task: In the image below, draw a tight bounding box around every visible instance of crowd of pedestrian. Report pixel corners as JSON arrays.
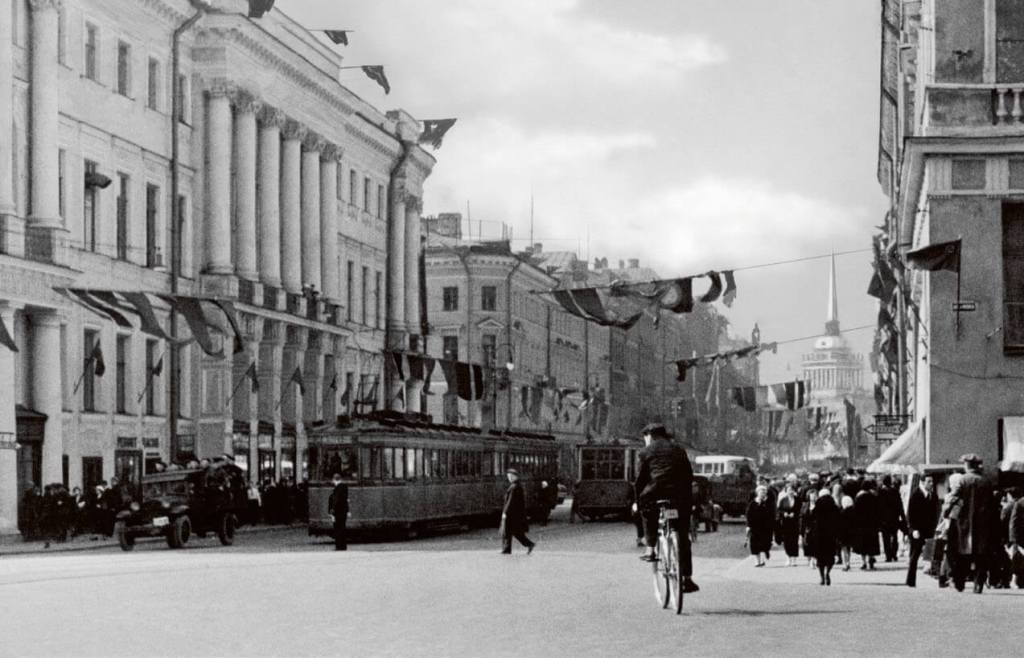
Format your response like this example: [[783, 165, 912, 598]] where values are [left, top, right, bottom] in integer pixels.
[[744, 453, 1024, 592], [18, 478, 131, 546]]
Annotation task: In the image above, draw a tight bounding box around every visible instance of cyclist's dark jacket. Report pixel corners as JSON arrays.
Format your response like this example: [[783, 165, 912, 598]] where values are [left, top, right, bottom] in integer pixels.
[[634, 440, 693, 511]]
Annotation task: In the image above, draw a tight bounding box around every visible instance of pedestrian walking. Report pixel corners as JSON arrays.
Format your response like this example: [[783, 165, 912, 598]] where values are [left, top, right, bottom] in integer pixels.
[[878, 475, 907, 562], [327, 473, 349, 551], [943, 454, 996, 593], [746, 485, 774, 567], [501, 468, 535, 555], [800, 489, 818, 567], [839, 494, 856, 571], [776, 483, 801, 566], [1008, 487, 1024, 588], [854, 479, 881, 570], [905, 474, 940, 587], [812, 489, 841, 586]]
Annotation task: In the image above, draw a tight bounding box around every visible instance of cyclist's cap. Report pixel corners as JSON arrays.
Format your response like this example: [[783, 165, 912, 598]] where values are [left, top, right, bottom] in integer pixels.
[[641, 423, 669, 438], [506, 468, 520, 476]]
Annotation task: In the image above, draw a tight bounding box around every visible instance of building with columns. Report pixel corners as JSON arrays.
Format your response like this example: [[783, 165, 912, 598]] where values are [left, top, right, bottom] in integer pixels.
[[0, 0, 434, 534]]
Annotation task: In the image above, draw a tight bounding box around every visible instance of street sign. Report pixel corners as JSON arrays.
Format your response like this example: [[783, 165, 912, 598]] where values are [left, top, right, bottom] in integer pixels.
[[952, 300, 977, 312]]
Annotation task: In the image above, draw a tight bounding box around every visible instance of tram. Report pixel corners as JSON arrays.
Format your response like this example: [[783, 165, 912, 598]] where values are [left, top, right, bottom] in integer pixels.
[[306, 415, 560, 537], [571, 440, 643, 520]]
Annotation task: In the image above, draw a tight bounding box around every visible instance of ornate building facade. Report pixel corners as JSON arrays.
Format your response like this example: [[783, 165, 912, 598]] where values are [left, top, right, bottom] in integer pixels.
[[0, 0, 433, 533]]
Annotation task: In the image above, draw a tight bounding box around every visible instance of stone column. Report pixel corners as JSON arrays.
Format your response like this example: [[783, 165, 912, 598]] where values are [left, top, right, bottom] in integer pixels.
[[387, 184, 407, 333], [300, 135, 323, 293], [279, 121, 305, 293], [0, 306, 19, 533], [319, 146, 341, 303], [257, 108, 284, 288], [205, 83, 233, 274], [26, 0, 63, 260], [232, 91, 259, 281], [257, 320, 283, 476], [404, 195, 422, 335], [32, 311, 63, 486], [0, 7, 17, 255]]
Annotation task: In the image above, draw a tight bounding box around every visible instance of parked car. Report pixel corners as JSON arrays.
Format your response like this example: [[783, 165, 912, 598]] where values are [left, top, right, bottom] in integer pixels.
[[114, 461, 248, 551]]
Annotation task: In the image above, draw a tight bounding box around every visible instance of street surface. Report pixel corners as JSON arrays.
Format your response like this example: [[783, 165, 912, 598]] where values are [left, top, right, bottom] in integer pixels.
[[1, 504, 1021, 657]]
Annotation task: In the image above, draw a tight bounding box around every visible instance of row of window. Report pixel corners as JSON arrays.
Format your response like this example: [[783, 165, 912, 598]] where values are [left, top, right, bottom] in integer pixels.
[[314, 445, 556, 483], [441, 285, 498, 312], [80, 329, 162, 416], [344, 261, 383, 328], [340, 168, 387, 220]]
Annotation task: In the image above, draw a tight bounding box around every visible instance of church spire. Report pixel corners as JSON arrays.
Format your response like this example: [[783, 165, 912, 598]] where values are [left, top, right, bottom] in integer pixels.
[[825, 251, 840, 336]]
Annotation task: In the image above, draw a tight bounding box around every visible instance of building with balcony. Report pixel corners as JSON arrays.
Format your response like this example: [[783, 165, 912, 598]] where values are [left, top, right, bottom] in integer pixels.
[[877, 0, 1024, 466], [0, 0, 433, 534]]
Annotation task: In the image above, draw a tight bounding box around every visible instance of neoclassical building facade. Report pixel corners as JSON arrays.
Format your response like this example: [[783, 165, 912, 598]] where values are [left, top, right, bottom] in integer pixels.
[[0, 0, 434, 533]]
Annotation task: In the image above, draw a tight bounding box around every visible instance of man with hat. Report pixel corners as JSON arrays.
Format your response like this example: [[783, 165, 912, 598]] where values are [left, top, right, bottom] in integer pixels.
[[633, 423, 699, 593], [942, 453, 995, 593], [500, 468, 535, 555]]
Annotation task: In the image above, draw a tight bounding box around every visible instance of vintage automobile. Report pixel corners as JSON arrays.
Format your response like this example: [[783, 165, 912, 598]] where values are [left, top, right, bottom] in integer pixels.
[[114, 461, 248, 551]]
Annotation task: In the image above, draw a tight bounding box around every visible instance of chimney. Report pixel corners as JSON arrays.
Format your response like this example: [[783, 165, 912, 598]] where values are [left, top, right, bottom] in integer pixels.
[[628, 258, 640, 269]]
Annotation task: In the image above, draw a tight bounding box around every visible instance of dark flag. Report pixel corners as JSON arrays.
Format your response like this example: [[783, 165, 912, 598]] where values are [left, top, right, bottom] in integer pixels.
[[247, 0, 275, 18], [0, 315, 16, 352], [699, 271, 723, 303], [90, 342, 106, 377], [152, 355, 163, 377], [394, 386, 406, 409], [323, 30, 349, 46], [164, 296, 222, 357], [339, 387, 350, 408], [329, 372, 338, 391], [361, 66, 390, 94], [905, 239, 961, 272], [391, 351, 405, 381], [722, 270, 737, 307], [246, 362, 260, 393], [419, 119, 457, 149], [423, 357, 436, 395], [290, 366, 305, 396]]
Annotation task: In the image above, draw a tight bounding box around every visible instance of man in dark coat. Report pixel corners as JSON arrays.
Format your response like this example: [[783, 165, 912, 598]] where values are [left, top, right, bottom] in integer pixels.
[[854, 479, 881, 569], [905, 474, 940, 587], [634, 423, 698, 593], [943, 454, 996, 593], [501, 468, 534, 554], [327, 473, 349, 551], [878, 475, 907, 562]]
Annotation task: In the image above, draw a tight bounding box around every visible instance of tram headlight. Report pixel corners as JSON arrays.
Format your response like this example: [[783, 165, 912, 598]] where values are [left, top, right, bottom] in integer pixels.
[[130, 502, 141, 512]]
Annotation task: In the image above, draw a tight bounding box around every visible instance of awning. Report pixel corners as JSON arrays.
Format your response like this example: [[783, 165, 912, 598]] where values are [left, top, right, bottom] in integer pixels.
[[867, 418, 924, 474], [1000, 417, 1024, 473]]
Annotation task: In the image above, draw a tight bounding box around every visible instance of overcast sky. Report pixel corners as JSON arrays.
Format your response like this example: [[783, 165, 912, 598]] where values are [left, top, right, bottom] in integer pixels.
[[283, 0, 887, 383]]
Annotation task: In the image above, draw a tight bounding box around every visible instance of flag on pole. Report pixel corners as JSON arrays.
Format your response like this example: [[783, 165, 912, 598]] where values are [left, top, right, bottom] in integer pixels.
[[419, 119, 457, 149], [395, 386, 406, 409], [290, 366, 305, 395], [323, 30, 350, 45], [152, 355, 163, 377], [0, 315, 16, 352], [247, 0, 275, 18], [90, 342, 106, 377], [361, 66, 390, 94], [329, 372, 338, 391], [905, 239, 961, 272], [340, 387, 350, 408], [246, 362, 259, 393]]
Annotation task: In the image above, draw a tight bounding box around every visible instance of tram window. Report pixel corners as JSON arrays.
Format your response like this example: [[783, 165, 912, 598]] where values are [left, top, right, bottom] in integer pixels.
[[319, 447, 358, 481], [394, 448, 405, 480], [381, 448, 394, 480], [406, 448, 417, 480], [424, 450, 434, 479], [437, 450, 448, 479], [360, 448, 372, 480], [483, 452, 493, 476]]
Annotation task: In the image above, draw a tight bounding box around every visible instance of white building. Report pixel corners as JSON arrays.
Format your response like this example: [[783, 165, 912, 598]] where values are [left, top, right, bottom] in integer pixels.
[[0, 0, 434, 534]]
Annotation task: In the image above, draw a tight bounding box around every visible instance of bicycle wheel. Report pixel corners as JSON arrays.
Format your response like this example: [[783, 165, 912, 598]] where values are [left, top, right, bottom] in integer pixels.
[[667, 530, 684, 614], [652, 535, 670, 608]]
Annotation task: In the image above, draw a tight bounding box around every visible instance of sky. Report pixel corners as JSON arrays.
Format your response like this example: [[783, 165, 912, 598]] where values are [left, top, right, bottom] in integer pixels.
[[282, 0, 888, 383]]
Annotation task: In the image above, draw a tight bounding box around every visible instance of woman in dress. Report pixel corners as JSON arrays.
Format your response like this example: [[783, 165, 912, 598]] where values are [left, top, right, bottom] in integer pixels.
[[776, 483, 802, 566], [800, 488, 818, 567], [839, 494, 857, 571], [812, 488, 842, 585], [746, 485, 774, 567]]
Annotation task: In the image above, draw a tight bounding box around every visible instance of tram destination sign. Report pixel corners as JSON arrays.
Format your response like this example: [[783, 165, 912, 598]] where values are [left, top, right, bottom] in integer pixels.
[[951, 300, 977, 312]]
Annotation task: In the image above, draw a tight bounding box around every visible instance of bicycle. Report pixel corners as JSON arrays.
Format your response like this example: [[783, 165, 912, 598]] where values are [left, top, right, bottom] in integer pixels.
[[650, 499, 685, 614]]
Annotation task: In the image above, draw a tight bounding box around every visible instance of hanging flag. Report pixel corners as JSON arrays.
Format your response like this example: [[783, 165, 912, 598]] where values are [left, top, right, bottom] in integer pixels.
[[0, 315, 16, 352], [340, 387, 351, 408], [361, 66, 390, 94], [329, 372, 338, 391], [905, 239, 961, 272], [770, 383, 788, 408], [454, 362, 474, 401], [520, 386, 530, 419], [472, 365, 484, 401], [394, 386, 406, 409], [407, 354, 424, 381], [210, 299, 245, 355], [68, 289, 133, 328], [419, 119, 457, 149], [163, 296, 222, 357], [550, 288, 642, 329], [391, 351, 406, 381], [699, 271, 723, 303], [575, 410, 583, 426], [423, 357, 436, 395], [289, 366, 305, 396], [722, 270, 737, 307], [323, 30, 350, 46], [440, 359, 457, 391], [247, 0, 275, 18], [246, 362, 260, 393], [364, 381, 379, 407], [114, 291, 170, 340], [151, 355, 163, 377], [90, 342, 106, 377]]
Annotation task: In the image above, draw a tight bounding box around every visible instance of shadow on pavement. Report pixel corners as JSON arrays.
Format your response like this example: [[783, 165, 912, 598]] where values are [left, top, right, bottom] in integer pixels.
[[693, 609, 852, 617]]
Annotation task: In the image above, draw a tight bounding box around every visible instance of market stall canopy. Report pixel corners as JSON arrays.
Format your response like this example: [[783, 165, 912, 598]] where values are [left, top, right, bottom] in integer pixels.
[[999, 417, 1024, 473], [867, 418, 924, 474]]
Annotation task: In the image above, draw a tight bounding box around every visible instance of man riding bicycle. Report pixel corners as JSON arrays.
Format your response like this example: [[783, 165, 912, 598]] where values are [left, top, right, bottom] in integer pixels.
[[634, 423, 700, 594]]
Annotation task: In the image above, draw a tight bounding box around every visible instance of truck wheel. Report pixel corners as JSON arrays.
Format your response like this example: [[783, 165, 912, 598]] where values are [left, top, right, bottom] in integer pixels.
[[217, 513, 237, 546], [167, 515, 191, 548], [115, 521, 135, 551]]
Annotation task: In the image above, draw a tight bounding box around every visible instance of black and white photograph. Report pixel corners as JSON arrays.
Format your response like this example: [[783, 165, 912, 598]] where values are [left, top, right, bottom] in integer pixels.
[[1, 1, 1023, 656]]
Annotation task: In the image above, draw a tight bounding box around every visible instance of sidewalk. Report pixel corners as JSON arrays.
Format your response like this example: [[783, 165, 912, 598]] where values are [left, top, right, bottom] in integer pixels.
[[0, 522, 305, 557]]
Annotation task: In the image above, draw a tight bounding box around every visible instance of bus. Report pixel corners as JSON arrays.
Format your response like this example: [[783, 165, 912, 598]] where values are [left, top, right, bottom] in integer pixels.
[[694, 455, 756, 477], [693, 455, 757, 517], [306, 415, 560, 538]]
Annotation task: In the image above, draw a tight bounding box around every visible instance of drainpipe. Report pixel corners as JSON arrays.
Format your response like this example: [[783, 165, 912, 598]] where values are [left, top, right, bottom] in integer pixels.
[[504, 257, 522, 430], [384, 141, 413, 411], [457, 247, 473, 426], [168, 1, 207, 459]]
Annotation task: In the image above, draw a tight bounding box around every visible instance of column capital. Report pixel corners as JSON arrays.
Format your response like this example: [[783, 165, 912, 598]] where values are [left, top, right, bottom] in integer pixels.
[[404, 193, 422, 212], [281, 119, 307, 142], [231, 88, 262, 115], [28, 0, 62, 11], [259, 106, 287, 129], [207, 79, 237, 99], [30, 309, 62, 328], [320, 143, 344, 162], [302, 132, 326, 153]]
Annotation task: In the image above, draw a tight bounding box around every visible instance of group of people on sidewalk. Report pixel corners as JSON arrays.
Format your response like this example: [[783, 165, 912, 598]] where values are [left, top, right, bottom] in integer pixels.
[[744, 453, 1024, 593], [18, 479, 131, 546]]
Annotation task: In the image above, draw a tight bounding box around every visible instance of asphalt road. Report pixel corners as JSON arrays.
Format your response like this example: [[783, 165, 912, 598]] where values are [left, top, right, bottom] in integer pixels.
[[1, 506, 1021, 657]]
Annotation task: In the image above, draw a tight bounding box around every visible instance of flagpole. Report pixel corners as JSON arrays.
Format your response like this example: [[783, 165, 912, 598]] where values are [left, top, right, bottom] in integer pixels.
[[955, 237, 963, 339], [72, 353, 96, 395], [224, 364, 251, 408], [137, 350, 167, 404]]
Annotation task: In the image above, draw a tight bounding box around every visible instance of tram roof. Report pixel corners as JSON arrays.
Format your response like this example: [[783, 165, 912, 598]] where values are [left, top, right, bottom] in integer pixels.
[[307, 413, 557, 442]]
